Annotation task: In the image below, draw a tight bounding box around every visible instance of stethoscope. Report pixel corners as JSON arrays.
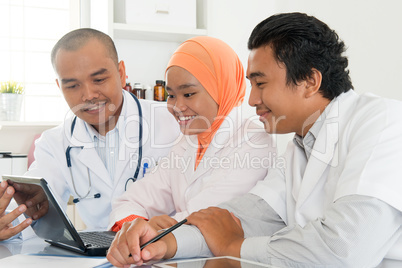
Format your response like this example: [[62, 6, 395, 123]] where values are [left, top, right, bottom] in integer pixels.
[[65, 92, 143, 203]]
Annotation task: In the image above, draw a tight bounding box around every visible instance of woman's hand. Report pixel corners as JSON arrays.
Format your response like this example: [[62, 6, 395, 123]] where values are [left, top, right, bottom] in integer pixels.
[[107, 218, 178, 267], [148, 215, 178, 230]]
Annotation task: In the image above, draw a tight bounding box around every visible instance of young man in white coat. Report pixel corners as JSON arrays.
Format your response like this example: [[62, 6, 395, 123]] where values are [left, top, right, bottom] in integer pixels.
[[4, 28, 180, 235], [106, 13, 402, 267]]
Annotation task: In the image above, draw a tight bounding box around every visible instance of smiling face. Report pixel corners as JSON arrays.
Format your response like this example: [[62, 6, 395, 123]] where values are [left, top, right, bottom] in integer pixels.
[[54, 38, 125, 135], [166, 66, 219, 135], [247, 46, 315, 135]]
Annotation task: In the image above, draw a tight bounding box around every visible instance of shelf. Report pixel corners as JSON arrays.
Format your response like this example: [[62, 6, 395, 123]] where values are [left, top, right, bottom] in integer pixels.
[[0, 121, 60, 129], [113, 23, 208, 42]]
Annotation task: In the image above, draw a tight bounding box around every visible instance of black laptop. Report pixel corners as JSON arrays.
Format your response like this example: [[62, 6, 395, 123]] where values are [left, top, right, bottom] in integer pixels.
[[2, 175, 116, 256]]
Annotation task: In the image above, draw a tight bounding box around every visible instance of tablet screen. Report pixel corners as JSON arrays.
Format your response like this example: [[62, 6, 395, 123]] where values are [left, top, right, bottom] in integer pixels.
[[154, 256, 271, 268]]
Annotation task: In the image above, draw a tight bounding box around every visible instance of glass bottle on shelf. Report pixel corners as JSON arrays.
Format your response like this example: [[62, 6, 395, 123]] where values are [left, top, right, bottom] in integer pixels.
[[139, 87, 146, 99], [134, 83, 145, 99], [154, 80, 165, 101], [124, 82, 132, 93], [124, 76, 132, 93], [145, 85, 153, 100]]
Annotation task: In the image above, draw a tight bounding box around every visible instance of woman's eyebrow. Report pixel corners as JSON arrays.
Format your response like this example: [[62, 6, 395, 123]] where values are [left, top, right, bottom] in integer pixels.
[[177, 83, 197, 90], [166, 83, 198, 91]]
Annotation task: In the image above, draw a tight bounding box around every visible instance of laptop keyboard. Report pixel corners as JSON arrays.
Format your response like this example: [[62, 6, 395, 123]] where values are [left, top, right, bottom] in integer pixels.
[[80, 232, 115, 248]]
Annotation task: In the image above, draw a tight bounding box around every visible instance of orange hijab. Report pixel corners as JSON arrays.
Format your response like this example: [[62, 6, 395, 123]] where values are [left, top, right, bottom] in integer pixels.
[[166, 36, 246, 169]]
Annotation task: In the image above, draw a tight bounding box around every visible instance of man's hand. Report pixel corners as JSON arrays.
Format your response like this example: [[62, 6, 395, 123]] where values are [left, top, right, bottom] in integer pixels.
[[7, 180, 48, 220], [148, 215, 178, 230], [187, 207, 245, 257], [107, 218, 178, 267], [0, 181, 32, 241]]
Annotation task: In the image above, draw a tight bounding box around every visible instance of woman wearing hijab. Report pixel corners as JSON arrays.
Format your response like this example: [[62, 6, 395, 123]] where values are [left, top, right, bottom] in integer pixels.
[[108, 36, 275, 233]]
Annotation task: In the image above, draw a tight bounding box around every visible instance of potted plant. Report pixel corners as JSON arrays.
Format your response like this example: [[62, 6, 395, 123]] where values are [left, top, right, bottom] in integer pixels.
[[0, 80, 24, 121]]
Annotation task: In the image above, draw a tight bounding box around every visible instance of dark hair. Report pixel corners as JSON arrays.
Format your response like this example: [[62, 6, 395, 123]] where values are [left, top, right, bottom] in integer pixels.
[[248, 12, 353, 100], [51, 28, 118, 70]]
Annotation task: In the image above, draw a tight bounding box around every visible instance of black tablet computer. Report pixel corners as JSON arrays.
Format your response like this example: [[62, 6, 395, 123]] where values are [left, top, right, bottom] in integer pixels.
[[3, 175, 115, 256]]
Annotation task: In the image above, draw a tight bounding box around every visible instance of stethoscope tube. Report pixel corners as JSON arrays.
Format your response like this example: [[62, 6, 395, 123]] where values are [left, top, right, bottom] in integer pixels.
[[124, 94, 143, 191], [131, 92, 143, 182], [66, 92, 143, 202], [66, 144, 94, 202]]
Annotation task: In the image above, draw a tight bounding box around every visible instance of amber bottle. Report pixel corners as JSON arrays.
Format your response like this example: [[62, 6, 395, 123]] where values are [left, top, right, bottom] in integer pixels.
[[154, 80, 165, 101]]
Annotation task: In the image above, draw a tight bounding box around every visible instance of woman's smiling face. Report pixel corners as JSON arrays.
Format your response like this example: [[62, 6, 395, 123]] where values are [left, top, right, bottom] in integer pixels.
[[166, 66, 219, 135]]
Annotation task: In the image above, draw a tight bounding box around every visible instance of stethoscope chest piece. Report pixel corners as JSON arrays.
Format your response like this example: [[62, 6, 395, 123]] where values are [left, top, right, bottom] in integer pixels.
[[73, 193, 101, 203]]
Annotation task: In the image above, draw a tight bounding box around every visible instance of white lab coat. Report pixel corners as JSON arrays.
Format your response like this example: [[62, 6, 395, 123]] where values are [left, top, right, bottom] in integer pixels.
[[109, 107, 276, 229], [250, 90, 402, 253], [25, 90, 181, 230]]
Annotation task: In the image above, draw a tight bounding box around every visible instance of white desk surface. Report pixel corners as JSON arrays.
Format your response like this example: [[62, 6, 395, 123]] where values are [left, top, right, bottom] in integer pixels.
[[0, 236, 82, 258], [0, 236, 401, 267], [0, 236, 109, 267]]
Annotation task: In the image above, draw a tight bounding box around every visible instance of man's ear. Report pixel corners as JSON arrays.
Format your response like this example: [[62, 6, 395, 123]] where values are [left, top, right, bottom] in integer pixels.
[[304, 68, 322, 98], [118, 60, 126, 88], [56, 79, 60, 89]]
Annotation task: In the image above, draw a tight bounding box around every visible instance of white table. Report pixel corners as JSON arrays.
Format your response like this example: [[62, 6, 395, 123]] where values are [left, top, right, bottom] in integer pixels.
[[1, 236, 401, 267]]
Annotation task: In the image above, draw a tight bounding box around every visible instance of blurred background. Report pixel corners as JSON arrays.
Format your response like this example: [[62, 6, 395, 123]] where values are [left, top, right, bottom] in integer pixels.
[[1, 0, 401, 155]]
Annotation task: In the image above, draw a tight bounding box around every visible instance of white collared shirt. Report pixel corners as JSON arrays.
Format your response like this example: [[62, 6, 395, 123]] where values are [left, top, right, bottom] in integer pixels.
[[84, 94, 128, 181]]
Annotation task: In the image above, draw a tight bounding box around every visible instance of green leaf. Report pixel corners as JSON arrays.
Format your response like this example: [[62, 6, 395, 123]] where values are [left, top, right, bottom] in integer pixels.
[[0, 81, 24, 94]]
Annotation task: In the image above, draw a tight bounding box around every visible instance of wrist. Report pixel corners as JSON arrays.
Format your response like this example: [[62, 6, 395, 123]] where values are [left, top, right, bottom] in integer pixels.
[[227, 238, 245, 258], [161, 233, 177, 259]]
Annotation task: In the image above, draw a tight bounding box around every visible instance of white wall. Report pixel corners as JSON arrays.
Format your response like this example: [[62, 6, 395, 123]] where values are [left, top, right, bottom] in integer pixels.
[[0, 124, 56, 156], [115, 39, 180, 91], [274, 0, 402, 100], [4, 0, 402, 156]]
